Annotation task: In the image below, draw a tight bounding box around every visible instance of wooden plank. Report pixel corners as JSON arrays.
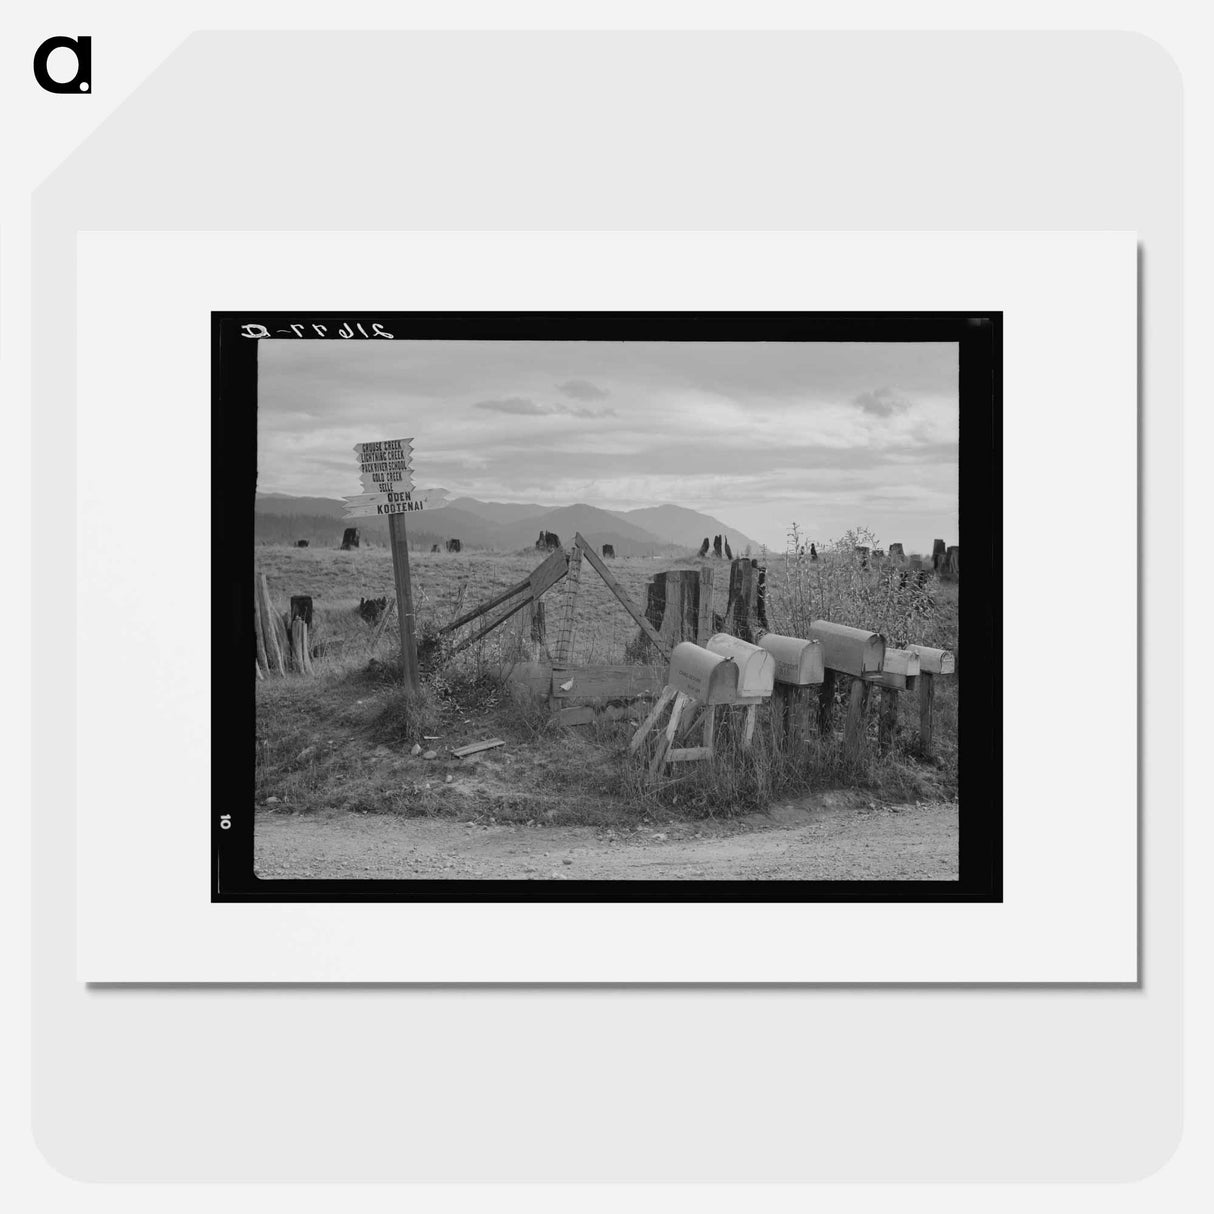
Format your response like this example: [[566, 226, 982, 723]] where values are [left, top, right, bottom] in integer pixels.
[[554, 705, 596, 727], [450, 592, 534, 654], [574, 533, 672, 662], [677, 704, 707, 742], [388, 512, 419, 691], [667, 747, 714, 763], [529, 547, 570, 599], [253, 578, 269, 674], [553, 546, 583, 663], [629, 685, 676, 754], [452, 738, 506, 757], [702, 704, 716, 751], [439, 575, 531, 634], [257, 573, 286, 676], [550, 664, 665, 700], [696, 564, 715, 645], [503, 661, 555, 697], [650, 690, 688, 777]]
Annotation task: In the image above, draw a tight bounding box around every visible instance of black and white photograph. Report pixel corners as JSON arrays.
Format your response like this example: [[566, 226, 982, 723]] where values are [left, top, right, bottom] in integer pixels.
[[216, 311, 1000, 900]]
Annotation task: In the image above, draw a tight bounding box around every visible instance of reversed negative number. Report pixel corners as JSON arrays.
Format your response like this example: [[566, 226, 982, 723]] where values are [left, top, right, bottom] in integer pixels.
[[240, 322, 395, 339]]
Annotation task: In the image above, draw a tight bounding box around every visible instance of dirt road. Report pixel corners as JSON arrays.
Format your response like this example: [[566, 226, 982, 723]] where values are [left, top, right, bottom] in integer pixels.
[[254, 794, 958, 881]]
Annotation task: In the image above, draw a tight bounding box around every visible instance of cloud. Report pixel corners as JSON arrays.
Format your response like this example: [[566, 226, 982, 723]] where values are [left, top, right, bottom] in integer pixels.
[[557, 378, 610, 401], [473, 395, 614, 419], [473, 395, 549, 416], [852, 387, 912, 417]]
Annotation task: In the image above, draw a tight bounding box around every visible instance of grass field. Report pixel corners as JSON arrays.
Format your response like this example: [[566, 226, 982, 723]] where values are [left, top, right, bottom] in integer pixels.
[[253, 541, 960, 833]]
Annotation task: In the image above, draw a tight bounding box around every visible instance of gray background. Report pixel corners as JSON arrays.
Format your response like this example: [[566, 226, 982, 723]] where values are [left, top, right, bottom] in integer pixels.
[[32, 31, 1180, 1180]]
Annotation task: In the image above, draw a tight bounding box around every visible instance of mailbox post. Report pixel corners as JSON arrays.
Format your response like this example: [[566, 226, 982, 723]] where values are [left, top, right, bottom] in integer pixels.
[[757, 633, 824, 751], [906, 645, 956, 757]]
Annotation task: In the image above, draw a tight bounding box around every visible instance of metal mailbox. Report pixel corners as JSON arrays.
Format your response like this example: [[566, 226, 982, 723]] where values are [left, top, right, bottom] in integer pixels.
[[864, 646, 921, 690], [906, 644, 955, 675], [756, 633, 824, 686], [705, 634, 776, 699], [807, 620, 886, 676], [667, 642, 740, 704]]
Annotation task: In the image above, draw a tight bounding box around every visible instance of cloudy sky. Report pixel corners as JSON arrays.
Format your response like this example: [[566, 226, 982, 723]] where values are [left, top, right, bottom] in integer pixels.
[[258, 339, 958, 552]]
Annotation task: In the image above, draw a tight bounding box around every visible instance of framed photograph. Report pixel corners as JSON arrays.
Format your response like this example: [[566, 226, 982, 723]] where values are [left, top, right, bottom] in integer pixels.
[[215, 310, 1000, 903]]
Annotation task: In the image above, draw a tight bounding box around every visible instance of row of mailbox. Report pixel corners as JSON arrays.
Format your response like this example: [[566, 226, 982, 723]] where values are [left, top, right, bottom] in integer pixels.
[[669, 622, 955, 706]]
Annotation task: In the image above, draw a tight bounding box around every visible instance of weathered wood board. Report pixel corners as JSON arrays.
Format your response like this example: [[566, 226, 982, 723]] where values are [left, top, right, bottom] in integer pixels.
[[551, 664, 665, 701]]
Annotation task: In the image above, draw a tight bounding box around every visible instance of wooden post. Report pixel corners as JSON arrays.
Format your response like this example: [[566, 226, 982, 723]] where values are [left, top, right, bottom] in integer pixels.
[[290, 595, 313, 627], [629, 685, 676, 755], [554, 545, 582, 663], [253, 581, 269, 675], [818, 668, 837, 733], [257, 573, 285, 676], [290, 618, 314, 674], [528, 597, 546, 644], [844, 678, 871, 759], [879, 687, 900, 750], [919, 672, 937, 757], [742, 703, 757, 748], [696, 564, 715, 645], [388, 512, 419, 692], [650, 690, 688, 778], [301, 621, 314, 675], [644, 569, 699, 648], [724, 558, 768, 642]]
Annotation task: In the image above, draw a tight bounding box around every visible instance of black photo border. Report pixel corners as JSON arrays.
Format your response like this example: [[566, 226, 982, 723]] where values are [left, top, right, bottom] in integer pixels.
[[214, 311, 1001, 903]]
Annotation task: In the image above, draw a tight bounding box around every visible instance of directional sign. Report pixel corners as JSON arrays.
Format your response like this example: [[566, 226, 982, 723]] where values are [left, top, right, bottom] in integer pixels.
[[359, 474, 414, 494], [344, 489, 418, 506], [353, 438, 412, 451], [343, 499, 430, 519], [356, 473, 415, 492], [342, 487, 446, 518]]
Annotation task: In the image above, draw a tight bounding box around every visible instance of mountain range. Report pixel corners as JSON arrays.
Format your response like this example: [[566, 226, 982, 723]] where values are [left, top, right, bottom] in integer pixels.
[[254, 493, 765, 557]]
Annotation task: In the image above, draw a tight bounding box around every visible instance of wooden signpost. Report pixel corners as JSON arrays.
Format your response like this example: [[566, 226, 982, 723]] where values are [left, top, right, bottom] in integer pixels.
[[343, 438, 446, 692]]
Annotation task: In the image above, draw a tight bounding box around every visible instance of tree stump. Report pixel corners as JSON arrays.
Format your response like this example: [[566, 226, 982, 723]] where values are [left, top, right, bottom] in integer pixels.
[[698, 537, 710, 558], [932, 538, 947, 572], [888, 542, 904, 560], [723, 558, 768, 642], [341, 527, 360, 550], [944, 546, 960, 580], [643, 569, 700, 649], [290, 595, 313, 628]]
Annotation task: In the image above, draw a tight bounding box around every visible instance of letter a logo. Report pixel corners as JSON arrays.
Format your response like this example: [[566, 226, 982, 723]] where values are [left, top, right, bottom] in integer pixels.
[[33, 35, 92, 93]]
